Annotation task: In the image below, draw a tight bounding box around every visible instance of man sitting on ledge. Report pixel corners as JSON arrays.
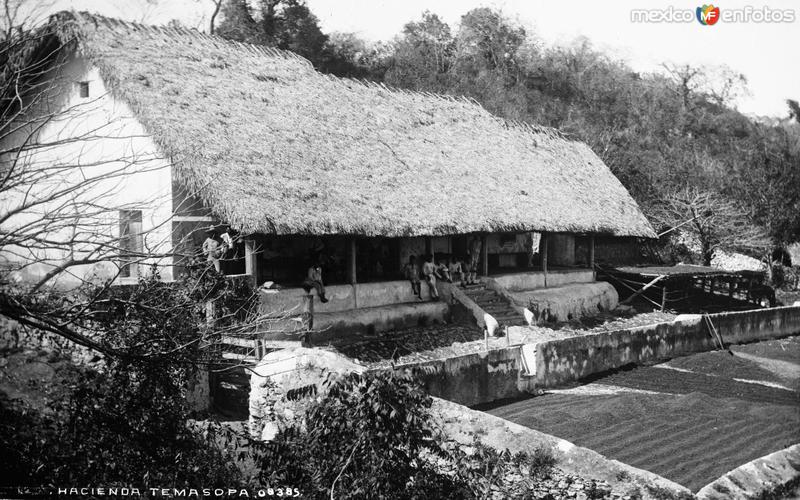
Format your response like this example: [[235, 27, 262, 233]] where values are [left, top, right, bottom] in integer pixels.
[[302, 264, 329, 303]]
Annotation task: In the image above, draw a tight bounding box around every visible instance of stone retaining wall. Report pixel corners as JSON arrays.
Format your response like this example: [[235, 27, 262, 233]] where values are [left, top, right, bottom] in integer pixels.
[[390, 346, 535, 407], [385, 306, 800, 405], [532, 305, 800, 388], [310, 302, 449, 343]]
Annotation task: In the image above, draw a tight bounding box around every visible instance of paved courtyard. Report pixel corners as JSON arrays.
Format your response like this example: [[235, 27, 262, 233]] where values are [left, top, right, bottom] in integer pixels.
[[482, 337, 800, 492]]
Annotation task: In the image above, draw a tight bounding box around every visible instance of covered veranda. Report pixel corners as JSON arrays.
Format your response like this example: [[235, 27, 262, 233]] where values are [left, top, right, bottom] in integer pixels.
[[237, 231, 598, 289]]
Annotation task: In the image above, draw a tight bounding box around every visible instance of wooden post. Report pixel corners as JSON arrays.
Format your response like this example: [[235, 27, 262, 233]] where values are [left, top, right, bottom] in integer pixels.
[[589, 234, 595, 275], [205, 300, 215, 327], [661, 283, 668, 311], [480, 233, 488, 277], [307, 294, 314, 331], [347, 237, 357, 285], [245, 239, 258, 283], [541, 233, 549, 287]]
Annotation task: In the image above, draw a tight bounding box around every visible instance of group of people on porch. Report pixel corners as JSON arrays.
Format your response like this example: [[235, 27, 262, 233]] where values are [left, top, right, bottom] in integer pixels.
[[202, 229, 488, 303], [402, 248, 481, 301]]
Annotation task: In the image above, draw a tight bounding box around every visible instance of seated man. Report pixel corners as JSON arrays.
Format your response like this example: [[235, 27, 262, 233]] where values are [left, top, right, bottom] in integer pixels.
[[448, 257, 463, 286], [437, 259, 452, 283], [302, 264, 329, 303], [403, 255, 422, 300]]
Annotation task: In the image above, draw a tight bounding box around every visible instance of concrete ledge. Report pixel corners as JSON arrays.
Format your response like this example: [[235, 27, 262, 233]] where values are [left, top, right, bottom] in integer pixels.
[[697, 444, 800, 499], [443, 282, 487, 328], [492, 269, 594, 291], [381, 306, 800, 408], [390, 346, 534, 406], [310, 302, 449, 343], [508, 282, 619, 323], [259, 280, 436, 316], [533, 306, 800, 388]]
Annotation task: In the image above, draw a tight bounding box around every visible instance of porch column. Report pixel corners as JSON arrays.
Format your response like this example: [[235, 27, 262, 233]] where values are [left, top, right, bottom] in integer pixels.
[[347, 237, 357, 285], [245, 239, 258, 284], [480, 233, 488, 276], [541, 233, 549, 287], [589, 234, 595, 273]]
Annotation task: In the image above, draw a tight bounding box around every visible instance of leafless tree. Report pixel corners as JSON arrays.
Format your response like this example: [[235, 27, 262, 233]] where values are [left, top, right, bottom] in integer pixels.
[[208, 0, 223, 34], [649, 187, 771, 266], [0, 4, 290, 367]]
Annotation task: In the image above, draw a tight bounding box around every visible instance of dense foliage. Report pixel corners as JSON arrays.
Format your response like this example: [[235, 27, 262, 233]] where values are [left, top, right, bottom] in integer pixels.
[[256, 371, 469, 499], [0, 266, 250, 489], [253, 371, 559, 499]]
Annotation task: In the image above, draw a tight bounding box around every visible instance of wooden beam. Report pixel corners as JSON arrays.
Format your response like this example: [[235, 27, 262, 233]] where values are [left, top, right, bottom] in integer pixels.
[[541, 233, 548, 286], [480, 233, 488, 277], [618, 274, 666, 306], [244, 239, 258, 283], [348, 237, 357, 285]]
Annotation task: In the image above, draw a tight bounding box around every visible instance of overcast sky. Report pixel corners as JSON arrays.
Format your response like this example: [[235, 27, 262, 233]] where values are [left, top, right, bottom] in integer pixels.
[[44, 0, 799, 118]]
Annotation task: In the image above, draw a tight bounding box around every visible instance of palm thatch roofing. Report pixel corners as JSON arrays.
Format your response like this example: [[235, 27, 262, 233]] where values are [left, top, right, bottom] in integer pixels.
[[49, 11, 656, 238]]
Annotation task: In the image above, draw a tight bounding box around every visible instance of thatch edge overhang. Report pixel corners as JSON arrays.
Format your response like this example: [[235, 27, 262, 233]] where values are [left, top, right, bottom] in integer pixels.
[[45, 11, 657, 239]]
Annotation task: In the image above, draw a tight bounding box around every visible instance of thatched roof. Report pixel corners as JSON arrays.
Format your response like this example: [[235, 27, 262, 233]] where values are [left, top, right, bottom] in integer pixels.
[[50, 11, 656, 238]]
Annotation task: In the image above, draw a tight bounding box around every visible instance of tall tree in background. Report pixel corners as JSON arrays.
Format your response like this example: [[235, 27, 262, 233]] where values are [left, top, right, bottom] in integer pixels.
[[384, 11, 454, 91], [216, 0, 328, 66]]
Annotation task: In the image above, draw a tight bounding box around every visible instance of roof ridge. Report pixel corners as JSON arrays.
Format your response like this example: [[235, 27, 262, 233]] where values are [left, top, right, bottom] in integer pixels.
[[51, 10, 317, 70], [50, 10, 569, 145]]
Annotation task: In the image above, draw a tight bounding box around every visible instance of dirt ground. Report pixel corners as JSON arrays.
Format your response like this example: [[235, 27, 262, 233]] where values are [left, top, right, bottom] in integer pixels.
[[483, 337, 800, 492], [331, 310, 678, 368]]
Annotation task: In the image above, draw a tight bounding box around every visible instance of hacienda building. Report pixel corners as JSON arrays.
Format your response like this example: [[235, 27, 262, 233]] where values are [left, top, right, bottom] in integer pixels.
[[3, 12, 656, 340]]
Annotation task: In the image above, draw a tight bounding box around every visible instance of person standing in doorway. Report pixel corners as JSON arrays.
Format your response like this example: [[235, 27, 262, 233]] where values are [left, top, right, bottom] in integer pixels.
[[467, 236, 482, 284], [403, 255, 422, 300], [202, 226, 223, 273], [422, 254, 440, 300], [448, 257, 463, 286]]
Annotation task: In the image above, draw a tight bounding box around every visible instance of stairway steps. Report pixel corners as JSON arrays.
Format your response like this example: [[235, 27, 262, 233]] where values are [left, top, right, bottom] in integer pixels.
[[222, 352, 258, 362], [459, 284, 527, 326], [220, 336, 257, 348]]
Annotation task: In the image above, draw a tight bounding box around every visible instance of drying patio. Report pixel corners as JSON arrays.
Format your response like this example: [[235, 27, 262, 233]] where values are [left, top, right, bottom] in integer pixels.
[[479, 336, 800, 492]]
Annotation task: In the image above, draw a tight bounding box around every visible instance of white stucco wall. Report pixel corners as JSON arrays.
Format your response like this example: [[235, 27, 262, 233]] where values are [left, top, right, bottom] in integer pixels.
[[0, 56, 174, 286]]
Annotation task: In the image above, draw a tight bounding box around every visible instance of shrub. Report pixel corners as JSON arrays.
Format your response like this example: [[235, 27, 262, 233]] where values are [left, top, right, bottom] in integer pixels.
[[253, 371, 470, 499]]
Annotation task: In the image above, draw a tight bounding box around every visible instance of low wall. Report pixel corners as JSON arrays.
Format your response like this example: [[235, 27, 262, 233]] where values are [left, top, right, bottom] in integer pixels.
[[380, 306, 800, 407], [696, 444, 800, 500], [711, 306, 800, 343], [259, 280, 436, 316], [389, 346, 535, 407], [508, 282, 618, 323], [532, 306, 800, 388], [310, 302, 449, 343], [492, 269, 594, 291]]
